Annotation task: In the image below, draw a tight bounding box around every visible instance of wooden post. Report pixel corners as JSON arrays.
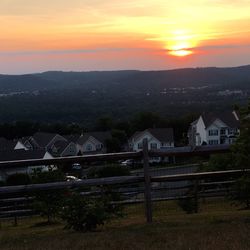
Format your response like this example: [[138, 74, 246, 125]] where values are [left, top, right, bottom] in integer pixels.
[[14, 202, 18, 226], [143, 138, 152, 223], [194, 179, 199, 213]]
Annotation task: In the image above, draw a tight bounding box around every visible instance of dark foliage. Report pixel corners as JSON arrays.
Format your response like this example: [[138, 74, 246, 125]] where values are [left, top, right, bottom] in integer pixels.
[[230, 175, 250, 209], [61, 191, 122, 231], [177, 196, 198, 214]]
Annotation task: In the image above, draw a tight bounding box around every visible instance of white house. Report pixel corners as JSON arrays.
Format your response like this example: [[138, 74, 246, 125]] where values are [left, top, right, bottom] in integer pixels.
[[188, 111, 240, 147], [128, 128, 174, 163], [129, 128, 174, 152], [77, 131, 112, 154]]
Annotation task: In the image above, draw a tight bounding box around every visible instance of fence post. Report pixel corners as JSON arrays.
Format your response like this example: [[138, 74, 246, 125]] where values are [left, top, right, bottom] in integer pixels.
[[194, 179, 199, 213], [14, 202, 18, 226], [143, 138, 152, 223]]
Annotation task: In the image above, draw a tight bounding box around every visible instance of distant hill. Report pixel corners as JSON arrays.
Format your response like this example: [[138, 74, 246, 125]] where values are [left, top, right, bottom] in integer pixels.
[[0, 65, 249, 125]]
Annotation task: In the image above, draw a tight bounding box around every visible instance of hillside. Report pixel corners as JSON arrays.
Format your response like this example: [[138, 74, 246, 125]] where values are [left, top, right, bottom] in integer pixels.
[[0, 65, 249, 125]]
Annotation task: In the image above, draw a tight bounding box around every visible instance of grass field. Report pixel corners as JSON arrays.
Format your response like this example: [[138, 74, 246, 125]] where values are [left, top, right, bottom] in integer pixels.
[[1, 199, 250, 250]]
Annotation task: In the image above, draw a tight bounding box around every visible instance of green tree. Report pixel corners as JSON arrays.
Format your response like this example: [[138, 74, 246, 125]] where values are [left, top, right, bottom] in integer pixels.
[[231, 102, 250, 169], [106, 129, 127, 152], [95, 116, 114, 131]]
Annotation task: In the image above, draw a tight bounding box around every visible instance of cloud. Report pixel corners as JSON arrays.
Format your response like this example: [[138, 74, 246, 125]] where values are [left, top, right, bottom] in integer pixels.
[[0, 47, 153, 57]]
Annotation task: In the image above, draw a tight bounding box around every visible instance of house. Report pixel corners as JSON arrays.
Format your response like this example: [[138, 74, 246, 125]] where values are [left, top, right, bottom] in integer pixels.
[[0, 149, 53, 181], [188, 111, 240, 147], [77, 131, 112, 154], [128, 128, 174, 152], [128, 128, 175, 163]]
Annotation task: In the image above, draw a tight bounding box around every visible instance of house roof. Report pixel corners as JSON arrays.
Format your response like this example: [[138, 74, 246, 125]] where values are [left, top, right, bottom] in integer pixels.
[[77, 131, 112, 145], [32, 132, 65, 148], [201, 111, 240, 128], [130, 128, 174, 143], [147, 128, 174, 142], [0, 149, 49, 162], [63, 134, 80, 143], [0, 138, 17, 151]]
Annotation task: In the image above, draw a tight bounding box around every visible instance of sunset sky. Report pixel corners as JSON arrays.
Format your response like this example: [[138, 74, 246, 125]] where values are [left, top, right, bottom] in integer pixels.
[[1, 0, 250, 74]]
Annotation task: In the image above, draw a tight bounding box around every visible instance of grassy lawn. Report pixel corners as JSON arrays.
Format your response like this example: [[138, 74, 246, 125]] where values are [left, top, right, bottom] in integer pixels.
[[1, 199, 250, 250]]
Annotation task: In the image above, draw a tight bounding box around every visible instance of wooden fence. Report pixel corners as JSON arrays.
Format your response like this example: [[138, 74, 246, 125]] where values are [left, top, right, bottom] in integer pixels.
[[0, 140, 243, 224]]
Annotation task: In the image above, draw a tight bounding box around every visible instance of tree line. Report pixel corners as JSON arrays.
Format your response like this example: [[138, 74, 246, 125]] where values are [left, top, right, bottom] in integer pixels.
[[0, 111, 198, 147]]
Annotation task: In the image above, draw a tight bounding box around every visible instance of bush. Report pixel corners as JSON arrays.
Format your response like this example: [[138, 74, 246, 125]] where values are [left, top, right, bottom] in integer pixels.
[[177, 181, 199, 214], [230, 175, 250, 209], [177, 196, 198, 214], [61, 192, 122, 231], [6, 173, 31, 186], [203, 153, 233, 172]]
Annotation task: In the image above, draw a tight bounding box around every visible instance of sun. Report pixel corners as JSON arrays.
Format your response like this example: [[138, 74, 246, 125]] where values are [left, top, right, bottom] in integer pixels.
[[167, 30, 197, 57], [169, 49, 193, 57]]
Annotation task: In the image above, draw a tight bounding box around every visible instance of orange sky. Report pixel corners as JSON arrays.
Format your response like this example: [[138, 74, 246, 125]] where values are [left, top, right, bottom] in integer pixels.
[[0, 0, 250, 73]]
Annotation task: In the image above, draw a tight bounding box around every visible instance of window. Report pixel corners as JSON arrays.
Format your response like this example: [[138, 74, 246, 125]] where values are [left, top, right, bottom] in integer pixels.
[[208, 140, 218, 145], [229, 128, 237, 135], [96, 144, 102, 150], [137, 143, 142, 149], [208, 129, 218, 136], [86, 144, 92, 151], [220, 128, 226, 135], [150, 143, 157, 149]]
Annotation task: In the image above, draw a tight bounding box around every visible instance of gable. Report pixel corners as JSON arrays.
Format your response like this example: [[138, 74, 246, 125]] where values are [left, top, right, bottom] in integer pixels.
[[61, 142, 77, 156], [133, 131, 161, 144], [207, 118, 228, 130], [14, 141, 28, 150], [83, 136, 102, 146]]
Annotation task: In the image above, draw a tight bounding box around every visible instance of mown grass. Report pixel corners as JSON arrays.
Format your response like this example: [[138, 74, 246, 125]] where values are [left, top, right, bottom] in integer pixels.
[[1, 198, 250, 250]]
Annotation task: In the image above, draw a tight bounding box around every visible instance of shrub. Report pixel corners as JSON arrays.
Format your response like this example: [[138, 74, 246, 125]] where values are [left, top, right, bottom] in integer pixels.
[[230, 175, 250, 209], [177, 180, 199, 214], [177, 196, 198, 214], [61, 192, 122, 231]]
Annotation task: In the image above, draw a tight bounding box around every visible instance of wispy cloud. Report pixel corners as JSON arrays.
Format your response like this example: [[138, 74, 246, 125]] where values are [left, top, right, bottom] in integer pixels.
[[1, 43, 250, 57]]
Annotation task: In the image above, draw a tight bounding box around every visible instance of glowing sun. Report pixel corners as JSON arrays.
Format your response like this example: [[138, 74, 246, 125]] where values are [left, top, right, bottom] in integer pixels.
[[167, 30, 196, 57]]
